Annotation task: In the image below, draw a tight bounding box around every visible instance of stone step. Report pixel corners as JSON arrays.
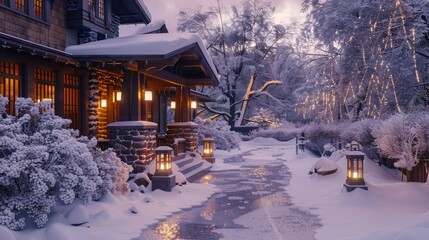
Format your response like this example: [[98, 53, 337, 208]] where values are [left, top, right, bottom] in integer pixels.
[[185, 161, 213, 182], [172, 153, 186, 161], [174, 156, 194, 168], [179, 160, 203, 175]]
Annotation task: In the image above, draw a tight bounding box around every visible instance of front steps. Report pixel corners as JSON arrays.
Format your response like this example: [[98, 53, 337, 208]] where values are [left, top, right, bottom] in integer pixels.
[[173, 152, 212, 182]]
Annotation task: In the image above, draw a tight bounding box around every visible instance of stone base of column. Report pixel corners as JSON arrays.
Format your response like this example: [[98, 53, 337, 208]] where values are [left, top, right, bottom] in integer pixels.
[[166, 122, 198, 152], [107, 121, 158, 173]]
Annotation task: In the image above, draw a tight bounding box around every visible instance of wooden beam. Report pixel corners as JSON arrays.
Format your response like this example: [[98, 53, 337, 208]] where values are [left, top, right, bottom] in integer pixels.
[[143, 69, 186, 86]]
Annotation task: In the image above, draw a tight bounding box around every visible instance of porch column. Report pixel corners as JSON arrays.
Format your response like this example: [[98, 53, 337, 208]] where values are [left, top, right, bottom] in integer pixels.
[[174, 86, 182, 122], [182, 86, 191, 122], [120, 69, 141, 121]]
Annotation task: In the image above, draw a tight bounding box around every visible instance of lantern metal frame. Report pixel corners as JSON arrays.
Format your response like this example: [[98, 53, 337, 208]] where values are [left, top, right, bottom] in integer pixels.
[[344, 150, 368, 192], [202, 138, 215, 163], [152, 146, 176, 192]]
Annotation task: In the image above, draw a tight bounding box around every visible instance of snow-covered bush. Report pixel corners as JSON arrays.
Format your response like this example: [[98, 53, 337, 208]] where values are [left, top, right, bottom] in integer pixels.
[[0, 97, 131, 230], [248, 121, 300, 141], [340, 119, 379, 160], [373, 113, 429, 171], [303, 123, 342, 156], [194, 117, 241, 151], [246, 108, 281, 129]]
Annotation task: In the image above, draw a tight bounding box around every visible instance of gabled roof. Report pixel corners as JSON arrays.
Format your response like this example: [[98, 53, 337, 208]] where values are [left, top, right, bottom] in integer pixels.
[[65, 33, 219, 86], [112, 0, 152, 24], [135, 19, 168, 34]]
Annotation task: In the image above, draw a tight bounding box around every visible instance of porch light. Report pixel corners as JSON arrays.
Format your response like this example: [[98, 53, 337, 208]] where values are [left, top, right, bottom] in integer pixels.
[[202, 138, 215, 163], [170, 100, 176, 109], [144, 90, 153, 101], [190, 100, 197, 109], [116, 91, 122, 101], [344, 143, 367, 192], [101, 99, 107, 108], [152, 146, 176, 192]]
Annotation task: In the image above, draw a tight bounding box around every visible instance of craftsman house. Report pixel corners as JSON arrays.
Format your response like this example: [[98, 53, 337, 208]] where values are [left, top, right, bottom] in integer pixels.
[[0, 0, 219, 175]]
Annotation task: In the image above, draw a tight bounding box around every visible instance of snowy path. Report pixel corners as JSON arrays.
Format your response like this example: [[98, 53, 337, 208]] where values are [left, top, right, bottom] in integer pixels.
[[136, 139, 320, 240]]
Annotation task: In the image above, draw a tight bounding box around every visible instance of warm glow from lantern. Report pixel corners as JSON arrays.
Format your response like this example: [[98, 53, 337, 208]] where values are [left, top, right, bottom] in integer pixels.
[[116, 91, 122, 101], [353, 172, 358, 178], [101, 99, 107, 108], [155, 146, 173, 176], [191, 100, 197, 109], [170, 100, 176, 109], [144, 90, 153, 101]]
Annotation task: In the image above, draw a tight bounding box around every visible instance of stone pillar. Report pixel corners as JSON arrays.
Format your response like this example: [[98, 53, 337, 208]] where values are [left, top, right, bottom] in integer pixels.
[[166, 122, 198, 152], [108, 121, 158, 173]]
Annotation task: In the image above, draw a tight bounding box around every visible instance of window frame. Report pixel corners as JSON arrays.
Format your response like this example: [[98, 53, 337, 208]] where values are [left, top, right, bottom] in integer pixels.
[[0, 60, 21, 116]]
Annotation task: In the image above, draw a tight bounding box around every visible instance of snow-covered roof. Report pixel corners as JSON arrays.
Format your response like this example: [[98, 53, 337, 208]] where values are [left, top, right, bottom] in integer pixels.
[[65, 33, 219, 85], [135, 19, 167, 35], [112, 0, 151, 24]]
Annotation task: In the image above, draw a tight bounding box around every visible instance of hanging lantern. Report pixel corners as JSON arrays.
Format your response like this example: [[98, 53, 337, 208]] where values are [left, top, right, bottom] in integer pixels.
[[202, 138, 215, 163], [101, 99, 107, 108], [116, 91, 122, 101], [344, 146, 367, 192], [152, 146, 176, 192], [190, 100, 197, 109], [144, 90, 153, 101], [170, 100, 176, 109]]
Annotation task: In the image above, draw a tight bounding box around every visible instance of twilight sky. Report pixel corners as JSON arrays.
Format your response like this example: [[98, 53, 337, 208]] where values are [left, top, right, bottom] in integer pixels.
[[120, 0, 305, 36]]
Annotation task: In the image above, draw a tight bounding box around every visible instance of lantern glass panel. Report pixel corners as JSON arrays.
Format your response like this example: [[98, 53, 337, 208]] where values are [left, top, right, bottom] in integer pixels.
[[191, 100, 197, 109], [101, 99, 107, 108], [144, 90, 153, 101], [170, 100, 176, 109], [116, 91, 122, 101]]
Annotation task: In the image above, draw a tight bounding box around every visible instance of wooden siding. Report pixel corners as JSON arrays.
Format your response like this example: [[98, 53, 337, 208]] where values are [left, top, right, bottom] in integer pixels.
[[0, 0, 68, 50]]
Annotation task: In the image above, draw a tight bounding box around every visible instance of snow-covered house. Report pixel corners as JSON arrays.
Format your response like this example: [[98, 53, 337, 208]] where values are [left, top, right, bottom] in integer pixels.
[[0, 0, 219, 173]]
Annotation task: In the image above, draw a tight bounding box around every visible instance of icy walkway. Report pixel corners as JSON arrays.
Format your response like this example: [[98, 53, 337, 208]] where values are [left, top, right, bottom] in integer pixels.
[[137, 138, 320, 240]]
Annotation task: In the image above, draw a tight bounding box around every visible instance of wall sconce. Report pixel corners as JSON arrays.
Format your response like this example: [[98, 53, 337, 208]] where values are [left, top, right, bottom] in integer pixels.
[[190, 100, 197, 109], [344, 143, 367, 192], [152, 146, 176, 192], [144, 90, 153, 101], [170, 100, 176, 109], [202, 138, 215, 163], [101, 99, 107, 108], [116, 91, 122, 101]]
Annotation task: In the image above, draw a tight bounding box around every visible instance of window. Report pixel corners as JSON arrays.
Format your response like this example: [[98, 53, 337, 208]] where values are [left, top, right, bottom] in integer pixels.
[[15, 0, 26, 12], [0, 60, 20, 115], [98, 0, 104, 20], [88, 0, 104, 20], [0, 0, 9, 6], [1, 0, 47, 22], [64, 74, 81, 130], [34, 0, 44, 19], [34, 68, 55, 107]]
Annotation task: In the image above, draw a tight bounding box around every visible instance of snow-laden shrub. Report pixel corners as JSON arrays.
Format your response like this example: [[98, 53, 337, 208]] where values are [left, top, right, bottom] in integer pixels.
[[373, 113, 429, 170], [248, 121, 299, 141], [303, 123, 342, 156], [340, 119, 379, 160], [0, 97, 131, 230], [194, 117, 241, 151], [246, 108, 281, 129]]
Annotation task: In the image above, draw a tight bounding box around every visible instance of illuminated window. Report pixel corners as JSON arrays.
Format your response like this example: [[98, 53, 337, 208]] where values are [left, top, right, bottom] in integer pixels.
[[34, 0, 44, 19], [88, 0, 104, 19], [15, 0, 25, 12], [64, 74, 81, 130], [0, 60, 20, 115], [98, 0, 104, 19], [34, 68, 55, 107]]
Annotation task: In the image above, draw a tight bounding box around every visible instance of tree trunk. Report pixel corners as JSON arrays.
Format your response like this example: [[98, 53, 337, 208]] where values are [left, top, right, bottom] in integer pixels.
[[236, 74, 256, 127]]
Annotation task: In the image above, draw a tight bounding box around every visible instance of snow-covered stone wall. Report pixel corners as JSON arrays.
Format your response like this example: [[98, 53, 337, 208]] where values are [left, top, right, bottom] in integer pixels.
[[166, 122, 198, 152]]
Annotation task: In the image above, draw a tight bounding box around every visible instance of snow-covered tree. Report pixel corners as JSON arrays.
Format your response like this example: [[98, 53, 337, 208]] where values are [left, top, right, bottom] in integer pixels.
[[372, 113, 429, 170], [178, 0, 287, 127], [296, 0, 429, 122], [0, 97, 131, 230], [246, 107, 281, 128]]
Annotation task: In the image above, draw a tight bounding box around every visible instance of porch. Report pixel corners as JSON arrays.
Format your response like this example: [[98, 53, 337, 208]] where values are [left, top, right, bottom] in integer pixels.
[[65, 33, 219, 173]]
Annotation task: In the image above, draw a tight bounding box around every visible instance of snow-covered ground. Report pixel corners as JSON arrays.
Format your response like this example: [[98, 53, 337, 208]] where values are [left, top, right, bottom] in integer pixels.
[[1, 183, 217, 240], [3, 137, 429, 240]]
